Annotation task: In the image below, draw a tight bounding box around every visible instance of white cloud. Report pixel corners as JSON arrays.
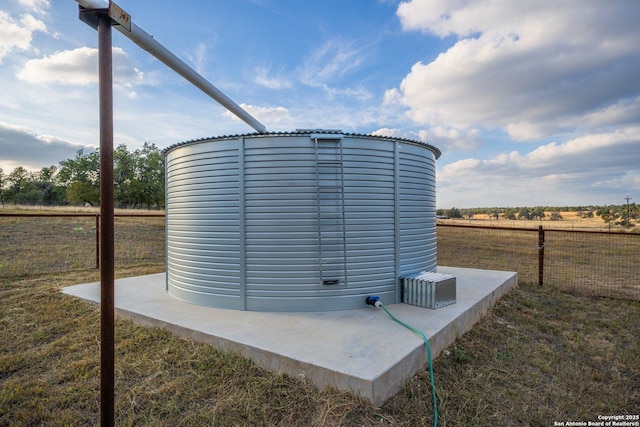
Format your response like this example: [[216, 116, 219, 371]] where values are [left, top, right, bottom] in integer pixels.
[[523, 128, 640, 172], [393, 0, 640, 140], [372, 125, 482, 153], [371, 127, 404, 138], [0, 11, 46, 62], [18, 0, 50, 14], [320, 84, 372, 102], [443, 128, 640, 177], [299, 39, 364, 86], [223, 103, 291, 125], [254, 66, 293, 89], [436, 127, 640, 207], [20, 13, 46, 32], [584, 95, 640, 129], [16, 46, 144, 87], [382, 88, 402, 106], [185, 42, 210, 77], [418, 126, 482, 153]]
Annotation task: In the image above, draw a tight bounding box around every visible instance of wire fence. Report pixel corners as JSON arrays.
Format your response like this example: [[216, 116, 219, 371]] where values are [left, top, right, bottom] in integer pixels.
[[436, 225, 539, 283], [437, 224, 640, 301], [543, 229, 639, 300], [0, 214, 165, 280], [2, 214, 638, 301]]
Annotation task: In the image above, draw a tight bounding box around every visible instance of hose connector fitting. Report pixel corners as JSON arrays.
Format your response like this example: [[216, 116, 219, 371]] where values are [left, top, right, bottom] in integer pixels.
[[365, 295, 383, 308]]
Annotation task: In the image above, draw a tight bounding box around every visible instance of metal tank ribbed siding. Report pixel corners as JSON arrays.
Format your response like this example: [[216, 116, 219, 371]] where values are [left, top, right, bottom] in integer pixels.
[[164, 131, 441, 311]]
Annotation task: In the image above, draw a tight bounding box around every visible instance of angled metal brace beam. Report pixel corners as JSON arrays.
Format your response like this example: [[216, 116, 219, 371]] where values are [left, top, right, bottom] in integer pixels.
[[77, 0, 267, 134], [76, 3, 267, 426]]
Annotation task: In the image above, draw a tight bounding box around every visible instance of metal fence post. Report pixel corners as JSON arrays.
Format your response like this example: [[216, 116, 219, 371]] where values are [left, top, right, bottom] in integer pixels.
[[538, 225, 545, 286]]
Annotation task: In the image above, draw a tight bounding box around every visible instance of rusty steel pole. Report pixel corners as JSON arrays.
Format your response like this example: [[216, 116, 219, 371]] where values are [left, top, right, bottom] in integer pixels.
[[95, 214, 100, 269], [97, 11, 115, 427], [75, 2, 269, 424]]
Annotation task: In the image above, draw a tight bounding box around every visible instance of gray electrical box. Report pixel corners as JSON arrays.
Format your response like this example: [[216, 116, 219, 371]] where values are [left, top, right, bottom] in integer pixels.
[[401, 272, 457, 309]]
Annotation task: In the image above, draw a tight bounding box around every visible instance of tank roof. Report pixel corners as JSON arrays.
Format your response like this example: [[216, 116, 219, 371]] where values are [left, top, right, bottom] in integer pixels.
[[164, 130, 441, 159]]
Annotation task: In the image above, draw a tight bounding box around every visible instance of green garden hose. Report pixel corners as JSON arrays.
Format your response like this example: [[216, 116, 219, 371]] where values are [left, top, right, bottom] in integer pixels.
[[366, 296, 438, 427]]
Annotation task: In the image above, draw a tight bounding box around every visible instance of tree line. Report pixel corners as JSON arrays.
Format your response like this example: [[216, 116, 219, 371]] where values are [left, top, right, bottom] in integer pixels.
[[0, 142, 164, 209], [2, 147, 637, 228], [438, 204, 639, 229]]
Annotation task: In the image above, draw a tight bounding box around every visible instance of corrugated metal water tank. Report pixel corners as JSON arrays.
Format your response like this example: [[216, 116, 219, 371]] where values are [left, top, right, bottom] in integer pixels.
[[164, 130, 441, 311]]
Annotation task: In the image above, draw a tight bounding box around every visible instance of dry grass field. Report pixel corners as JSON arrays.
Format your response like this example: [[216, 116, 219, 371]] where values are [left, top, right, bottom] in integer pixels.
[[437, 219, 640, 302], [0, 206, 164, 280], [1, 208, 639, 425], [441, 211, 632, 231]]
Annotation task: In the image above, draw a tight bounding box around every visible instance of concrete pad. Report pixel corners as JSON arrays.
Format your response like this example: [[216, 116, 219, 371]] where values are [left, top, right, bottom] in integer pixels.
[[62, 266, 517, 406]]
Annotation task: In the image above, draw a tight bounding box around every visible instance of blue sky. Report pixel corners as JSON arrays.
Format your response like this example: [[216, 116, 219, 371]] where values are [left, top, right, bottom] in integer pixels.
[[1, 0, 639, 208]]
